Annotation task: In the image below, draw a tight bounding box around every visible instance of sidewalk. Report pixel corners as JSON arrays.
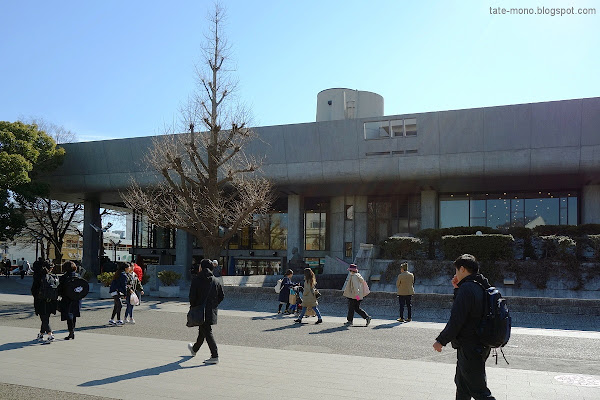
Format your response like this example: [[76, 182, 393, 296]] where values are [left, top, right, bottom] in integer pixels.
[[1, 323, 599, 400]]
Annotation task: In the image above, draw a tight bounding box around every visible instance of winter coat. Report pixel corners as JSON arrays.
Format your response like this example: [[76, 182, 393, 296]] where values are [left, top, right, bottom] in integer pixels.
[[58, 271, 82, 321], [435, 273, 490, 349], [301, 281, 319, 308], [31, 270, 58, 316], [396, 271, 415, 296], [109, 271, 127, 295], [278, 276, 296, 303], [189, 268, 224, 325], [133, 264, 143, 281], [343, 272, 366, 300]]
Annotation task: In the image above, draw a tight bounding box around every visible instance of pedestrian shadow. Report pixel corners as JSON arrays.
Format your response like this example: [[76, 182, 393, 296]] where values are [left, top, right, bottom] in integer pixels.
[[372, 322, 402, 330], [78, 356, 204, 387], [308, 325, 349, 335], [262, 324, 305, 332], [0, 339, 44, 352], [252, 314, 284, 321]]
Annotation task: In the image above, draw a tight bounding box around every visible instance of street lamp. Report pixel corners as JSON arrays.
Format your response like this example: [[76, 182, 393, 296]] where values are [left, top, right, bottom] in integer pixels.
[[109, 239, 122, 261], [90, 222, 113, 267]]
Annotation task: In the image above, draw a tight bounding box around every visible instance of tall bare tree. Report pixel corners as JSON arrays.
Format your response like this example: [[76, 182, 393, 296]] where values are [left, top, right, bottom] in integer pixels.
[[126, 4, 273, 259]]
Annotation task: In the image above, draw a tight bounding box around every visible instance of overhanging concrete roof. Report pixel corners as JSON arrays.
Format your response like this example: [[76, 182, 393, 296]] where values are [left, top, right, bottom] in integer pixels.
[[40, 96, 600, 207]]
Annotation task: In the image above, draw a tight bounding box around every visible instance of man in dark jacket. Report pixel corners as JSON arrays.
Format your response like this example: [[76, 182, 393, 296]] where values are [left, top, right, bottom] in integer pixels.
[[188, 259, 224, 364], [433, 254, 496, 400]]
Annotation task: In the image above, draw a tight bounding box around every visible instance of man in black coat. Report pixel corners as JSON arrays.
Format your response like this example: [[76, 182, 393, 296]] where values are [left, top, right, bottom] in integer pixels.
[[188, 259, 224, 364], [433, 254, 496, 400]]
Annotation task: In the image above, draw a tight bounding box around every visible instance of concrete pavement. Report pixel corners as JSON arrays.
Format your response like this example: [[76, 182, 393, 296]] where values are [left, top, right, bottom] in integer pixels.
[[1, 315, 600, 399]]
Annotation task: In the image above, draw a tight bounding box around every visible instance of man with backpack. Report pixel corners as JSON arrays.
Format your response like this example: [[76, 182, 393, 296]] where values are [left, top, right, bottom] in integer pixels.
[[433, 254, 497, 400]]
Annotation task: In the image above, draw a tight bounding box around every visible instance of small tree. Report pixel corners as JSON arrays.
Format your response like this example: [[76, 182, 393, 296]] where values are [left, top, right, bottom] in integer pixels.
[[126, 4, 273, 260]]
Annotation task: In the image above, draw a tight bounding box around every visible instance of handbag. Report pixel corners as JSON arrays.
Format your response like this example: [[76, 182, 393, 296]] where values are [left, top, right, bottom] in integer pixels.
[[186, 304, 206, 327], [314, 288, 322, 299], [129, 292, 140, 306], [186, 280, 215, 327]]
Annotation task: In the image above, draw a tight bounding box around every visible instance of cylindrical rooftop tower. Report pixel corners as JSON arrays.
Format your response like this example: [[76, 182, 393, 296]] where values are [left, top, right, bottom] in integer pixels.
[[316, 88, 384, 122]]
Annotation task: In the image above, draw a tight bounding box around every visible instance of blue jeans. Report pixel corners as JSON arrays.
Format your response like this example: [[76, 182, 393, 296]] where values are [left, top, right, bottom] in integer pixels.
[[298, 305, 322, 320], [125, 303, 134, 319]]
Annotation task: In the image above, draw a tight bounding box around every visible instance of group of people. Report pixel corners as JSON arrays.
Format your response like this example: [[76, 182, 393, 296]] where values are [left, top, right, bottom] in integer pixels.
[[108, 261, 144, 325], [31, 260, 83, 342]]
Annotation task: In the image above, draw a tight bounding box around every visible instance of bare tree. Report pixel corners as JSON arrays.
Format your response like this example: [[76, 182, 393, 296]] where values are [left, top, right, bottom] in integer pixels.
[[126, 4, 273, 259], [19, 116, 78, 144]]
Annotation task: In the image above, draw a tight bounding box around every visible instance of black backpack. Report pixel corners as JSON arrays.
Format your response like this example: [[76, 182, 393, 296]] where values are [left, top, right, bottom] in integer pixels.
[[64, 277, 90, 300], [474, 281, 512, 363], [38, 274, 59, 301]]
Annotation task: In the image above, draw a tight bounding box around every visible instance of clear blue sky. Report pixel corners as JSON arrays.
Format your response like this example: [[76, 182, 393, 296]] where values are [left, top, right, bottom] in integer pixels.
[[1, 0, 598, 142]]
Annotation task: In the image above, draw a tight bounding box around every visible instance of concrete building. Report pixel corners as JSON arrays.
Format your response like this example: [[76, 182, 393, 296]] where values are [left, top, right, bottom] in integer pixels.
[[40, 89, 600, 275]]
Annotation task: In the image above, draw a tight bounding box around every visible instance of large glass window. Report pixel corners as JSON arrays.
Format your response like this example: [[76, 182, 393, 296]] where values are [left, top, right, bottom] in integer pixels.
[[304, 199, 328, 251], [439, 192, 578, 229], [367, 195, 421, 243], [270, 212, 288, 250], [440, 197, 469, 228], [364, 118, 418, 140], [228, 211, 288, 250]]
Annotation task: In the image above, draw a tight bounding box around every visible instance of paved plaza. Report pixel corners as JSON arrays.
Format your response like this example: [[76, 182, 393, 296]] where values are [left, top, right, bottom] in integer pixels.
[[1, 279, 599, 399]]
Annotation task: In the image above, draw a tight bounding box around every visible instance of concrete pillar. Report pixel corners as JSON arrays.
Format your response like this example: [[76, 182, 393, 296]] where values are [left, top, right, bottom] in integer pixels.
[[83, 199, 101, 276], [330, 196, 345, 260], [421, 189, 438, 229], [582, 185, 600, 224], [354, 196, 368, 246], [287, 195, 304, 261], [175, 229, 194, 280]]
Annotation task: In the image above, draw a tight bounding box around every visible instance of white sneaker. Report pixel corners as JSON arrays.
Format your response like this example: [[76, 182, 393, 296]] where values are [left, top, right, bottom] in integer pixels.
[[37, 333, 44, 342], [204, 357, 219, 365], [47, 334, 55, 342], [116, 320, 124, 325], [130, 318, 135, 324], [188, 343, 196, 357], [109, 319, 116, 325], [124, 318, 130, 323]]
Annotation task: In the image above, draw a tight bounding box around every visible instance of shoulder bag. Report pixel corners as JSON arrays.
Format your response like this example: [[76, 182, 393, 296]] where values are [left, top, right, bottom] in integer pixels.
[[186, 280, 215, 327]]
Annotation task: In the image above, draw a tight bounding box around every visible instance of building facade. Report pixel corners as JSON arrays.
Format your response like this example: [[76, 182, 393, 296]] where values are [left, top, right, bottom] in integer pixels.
[[41, 89, 600, 275]]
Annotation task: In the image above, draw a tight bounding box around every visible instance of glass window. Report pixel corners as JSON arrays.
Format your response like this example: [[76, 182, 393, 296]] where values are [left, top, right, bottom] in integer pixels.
[[391, 120, 404, 137], [405, 118, 417, 136], [469, 199, 486, 227], [305, 200, 328, 251], [486, 199, 510, 229], [270, 212, 288, 250], [440, 197, 469, 228], [525, 198, 559, 227], [345, 205, 354, 220], [511, 199, 525, 227], [568, 196, 577, 225], [252, 214, 270, 250], [364, 121, 390, 139], [345, 242, 353, 258]]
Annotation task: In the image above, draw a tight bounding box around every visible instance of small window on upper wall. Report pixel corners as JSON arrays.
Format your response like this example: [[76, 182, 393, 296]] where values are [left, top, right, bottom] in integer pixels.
[[364, 121, 390, 139], [391, 120, 404, 137], [404, 118, 417, 136]]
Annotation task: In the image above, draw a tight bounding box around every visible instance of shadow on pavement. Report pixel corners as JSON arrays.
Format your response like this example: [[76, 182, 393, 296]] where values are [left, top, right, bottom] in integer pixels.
[[372, 322, 402, 330], [79, 356, 206, 387], [263, 324, 305, 332], [0, 339, 44, 352], [308, 325, 349, 335]]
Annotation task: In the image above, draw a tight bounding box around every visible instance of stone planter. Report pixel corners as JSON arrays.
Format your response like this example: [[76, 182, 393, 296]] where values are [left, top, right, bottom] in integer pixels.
[[159, 286, 180, 298], [99, 286, 112, 299]]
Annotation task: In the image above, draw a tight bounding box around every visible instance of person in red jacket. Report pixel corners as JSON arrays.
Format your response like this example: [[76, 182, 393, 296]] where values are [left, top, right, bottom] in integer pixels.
[[132, 262, 143, 281]]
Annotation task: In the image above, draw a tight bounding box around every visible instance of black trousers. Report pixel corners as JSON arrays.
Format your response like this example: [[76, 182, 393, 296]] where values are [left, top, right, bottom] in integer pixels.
[[193, 322, 218, 358], [111, 295, 122, 320], [455, 345, 496, 400], [39, 314, 51, 334], [398, 295, 412, 319], [67, 317, 77, 333], [346, 298, 369, 322]]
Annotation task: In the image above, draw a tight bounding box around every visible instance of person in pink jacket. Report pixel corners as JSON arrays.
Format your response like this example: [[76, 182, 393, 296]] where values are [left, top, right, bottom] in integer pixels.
[[342, 264, 371, 326]]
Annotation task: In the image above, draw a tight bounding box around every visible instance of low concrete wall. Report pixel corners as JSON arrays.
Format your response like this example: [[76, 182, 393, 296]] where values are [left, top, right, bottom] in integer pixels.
[[221, 286, 600, 317]]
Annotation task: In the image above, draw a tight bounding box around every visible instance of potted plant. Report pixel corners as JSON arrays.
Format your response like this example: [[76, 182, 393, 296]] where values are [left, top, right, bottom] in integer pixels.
[[158, 270, 182, 298], [97, 272, 115, 299]]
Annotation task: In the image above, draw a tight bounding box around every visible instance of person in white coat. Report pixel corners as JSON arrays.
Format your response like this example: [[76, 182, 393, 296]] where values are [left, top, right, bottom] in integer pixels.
[[342, 264, 371, 326]]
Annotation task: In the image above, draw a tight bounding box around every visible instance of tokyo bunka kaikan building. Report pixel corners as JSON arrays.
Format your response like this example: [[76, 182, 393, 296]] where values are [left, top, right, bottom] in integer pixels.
[[40, 89, 600, 277]]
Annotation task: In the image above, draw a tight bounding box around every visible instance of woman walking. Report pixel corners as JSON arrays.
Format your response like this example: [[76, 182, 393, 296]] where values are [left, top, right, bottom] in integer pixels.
[[278, 269, 297, 314], [294, 268, 323, 324], [343, 264, 371, 326], [58, 261, 82, 340], [124, 262, 143, 323], [108, 262, 127, 326], [31, 263, 58, 342]]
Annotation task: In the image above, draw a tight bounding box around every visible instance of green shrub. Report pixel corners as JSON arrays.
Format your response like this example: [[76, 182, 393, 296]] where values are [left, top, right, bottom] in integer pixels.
[[412, 259, 454, 280], [382, 260, 404, 283], [97, 272, 115, 287], [442, 234, 514, 261], [381, 237, 425, 259], [157, 270, 181, 286], [540, 235, 576, 260]]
